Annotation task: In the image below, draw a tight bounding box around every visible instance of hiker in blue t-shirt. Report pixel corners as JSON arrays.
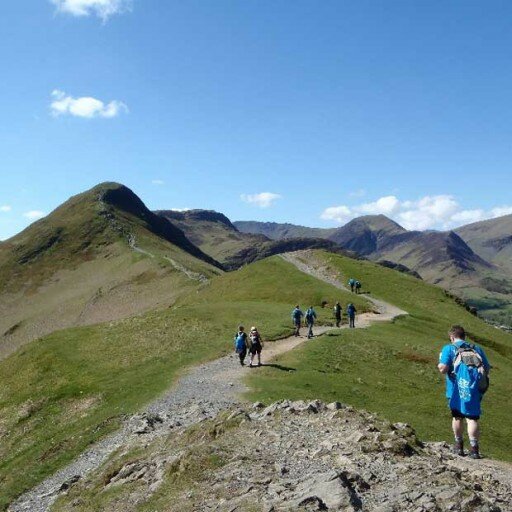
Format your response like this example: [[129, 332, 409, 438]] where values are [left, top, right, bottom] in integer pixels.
[[438, 325, 491, 459], [305, 306, 317, 339], [291, 305, 304, 337], [347, 303, 356, 328], [234, 326, 249, 366], [348, 278, 356, 293]]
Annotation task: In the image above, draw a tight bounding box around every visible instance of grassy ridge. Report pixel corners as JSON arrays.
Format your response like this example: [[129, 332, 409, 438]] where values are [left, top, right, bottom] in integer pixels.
[[246, 251, 512, 461], [0, 257, 367, 509]]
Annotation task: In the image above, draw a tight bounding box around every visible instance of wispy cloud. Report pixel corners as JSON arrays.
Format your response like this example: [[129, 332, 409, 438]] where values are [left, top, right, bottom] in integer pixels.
[[151, 179, 165, 185], [349, 189, 366, 198], [0, 205, 11, 212], [241, 192, 282, 209], [321, 195, 512, 231], [23, 210, 46, 220], [50, 90, 128, 119], [50, 0, 132, 21]]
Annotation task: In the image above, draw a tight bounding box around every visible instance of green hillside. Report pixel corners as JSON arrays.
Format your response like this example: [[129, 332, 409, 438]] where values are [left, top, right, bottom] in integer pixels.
[[0, 257, 368, 509], [0, 183, 221, 359], [247, 250, 512, 461]]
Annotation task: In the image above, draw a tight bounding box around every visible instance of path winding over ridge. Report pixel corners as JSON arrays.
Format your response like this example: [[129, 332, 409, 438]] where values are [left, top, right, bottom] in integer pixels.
[[10, 252, 406, 512]]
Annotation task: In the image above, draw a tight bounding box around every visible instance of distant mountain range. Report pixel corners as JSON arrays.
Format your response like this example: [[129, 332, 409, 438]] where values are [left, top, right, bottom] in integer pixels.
[[236, 214, 512, 325], [1, 182, 511, 357]]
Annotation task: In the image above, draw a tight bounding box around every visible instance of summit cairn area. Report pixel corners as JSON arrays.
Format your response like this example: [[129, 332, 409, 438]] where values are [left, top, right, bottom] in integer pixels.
[[53, 401, 511, 512]]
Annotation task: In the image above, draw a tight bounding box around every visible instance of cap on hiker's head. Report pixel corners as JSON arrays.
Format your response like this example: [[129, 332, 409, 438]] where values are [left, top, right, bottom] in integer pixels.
[[251, 326, 257, 332]]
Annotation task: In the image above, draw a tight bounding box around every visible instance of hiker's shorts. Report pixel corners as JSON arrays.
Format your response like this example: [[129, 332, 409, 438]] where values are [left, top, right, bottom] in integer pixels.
[[451, 408, 480, 421], [250, 343, 262, 355]]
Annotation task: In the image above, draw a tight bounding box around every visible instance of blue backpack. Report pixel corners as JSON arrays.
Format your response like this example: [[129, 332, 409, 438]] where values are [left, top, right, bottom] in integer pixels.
[[453, 344, 489, 396], [234, 333, 246, 352]]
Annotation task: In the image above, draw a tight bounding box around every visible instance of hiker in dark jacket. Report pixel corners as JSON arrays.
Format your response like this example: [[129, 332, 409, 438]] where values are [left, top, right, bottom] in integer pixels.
[[234, 325, 249, 366], [438, 325, 491, 459], [305, 306, 317, 339], [291, 305, 304, 337], [333, 302, 342, 327], [249, 326, 263, 367], [355, 281, 362, 294], [347, 303, 356, 328]]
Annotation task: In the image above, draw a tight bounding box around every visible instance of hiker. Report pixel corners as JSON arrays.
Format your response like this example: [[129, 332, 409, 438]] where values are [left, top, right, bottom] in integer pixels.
[[333, 302, 342, 327], [438, 325, 491, 459], [348, 278, 356, 293], [305, 306, 317, 339], [355, 280, 362, 294], [249, 326, 263, 367], [234, 325, 249, 366], [291, 305, 304, 337], [347, 303, 356, 328]]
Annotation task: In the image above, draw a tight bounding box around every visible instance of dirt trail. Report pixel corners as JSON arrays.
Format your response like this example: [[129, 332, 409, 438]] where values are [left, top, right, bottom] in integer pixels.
[[279, 250, 408, 321], [10, 251, 406, 512]]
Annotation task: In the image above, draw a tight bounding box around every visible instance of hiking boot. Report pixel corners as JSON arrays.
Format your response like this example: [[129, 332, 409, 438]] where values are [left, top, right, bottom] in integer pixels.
[[452, 441, 464, 456], [469, 446, 481, 459]]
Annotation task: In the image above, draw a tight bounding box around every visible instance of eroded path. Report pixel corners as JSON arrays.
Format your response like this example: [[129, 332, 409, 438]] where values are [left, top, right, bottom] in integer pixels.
[[10, 252, 406, 512]]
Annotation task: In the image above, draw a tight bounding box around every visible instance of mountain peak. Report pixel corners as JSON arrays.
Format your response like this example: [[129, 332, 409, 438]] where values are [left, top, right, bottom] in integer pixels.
[[156, 209, 236, 230]]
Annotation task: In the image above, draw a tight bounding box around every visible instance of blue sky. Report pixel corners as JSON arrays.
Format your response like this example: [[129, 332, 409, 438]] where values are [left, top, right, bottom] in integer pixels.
[[1, 0, 512, 239]]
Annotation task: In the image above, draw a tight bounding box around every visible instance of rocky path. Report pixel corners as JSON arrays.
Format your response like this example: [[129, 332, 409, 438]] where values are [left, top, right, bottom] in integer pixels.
[[10, 252, 406, 512]]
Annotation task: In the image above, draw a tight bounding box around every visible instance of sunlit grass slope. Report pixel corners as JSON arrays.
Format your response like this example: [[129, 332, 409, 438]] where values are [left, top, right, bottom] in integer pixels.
[[246, 250, 512, 461], [0, 256, 368, 509]]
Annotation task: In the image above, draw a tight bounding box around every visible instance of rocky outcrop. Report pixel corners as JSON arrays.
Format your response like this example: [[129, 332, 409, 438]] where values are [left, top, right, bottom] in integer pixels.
[[53, 401, 512, 511]]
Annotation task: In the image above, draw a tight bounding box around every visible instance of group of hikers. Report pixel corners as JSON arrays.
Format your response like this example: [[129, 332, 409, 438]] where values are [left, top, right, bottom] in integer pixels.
[[233, 299, 358, 367], [348, 278, 362, 293]]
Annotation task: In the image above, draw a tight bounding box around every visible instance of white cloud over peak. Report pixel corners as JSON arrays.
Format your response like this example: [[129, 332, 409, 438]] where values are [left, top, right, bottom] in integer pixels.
[[50, 0, 131, 21], [151, 179, 165, 185], [0, 205, 11, 212], [23, 210, 46, 220], [241, 192, 282, 209], [321, 195, 512, 231], [491, 206, 512, 218], [50, 90, 128, 119]]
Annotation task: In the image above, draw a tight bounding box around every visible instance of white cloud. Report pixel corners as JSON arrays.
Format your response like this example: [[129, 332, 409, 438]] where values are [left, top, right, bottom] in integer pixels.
[[50, 90, 128, 119], [321, 195, 512, 231], [241, 192, 282, 209], [152, 179, 165, 185], [50, 0, 131, 21], [23, 210, 46, 220], [491, 206, 512, 218], [357, 195, 401, 216], [0, 205, 11, 212], [320, 205, 352, 224]]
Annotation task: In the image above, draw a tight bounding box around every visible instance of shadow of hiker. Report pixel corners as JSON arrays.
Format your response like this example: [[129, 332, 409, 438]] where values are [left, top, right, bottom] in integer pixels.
[[260, 363, 297, 372]]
